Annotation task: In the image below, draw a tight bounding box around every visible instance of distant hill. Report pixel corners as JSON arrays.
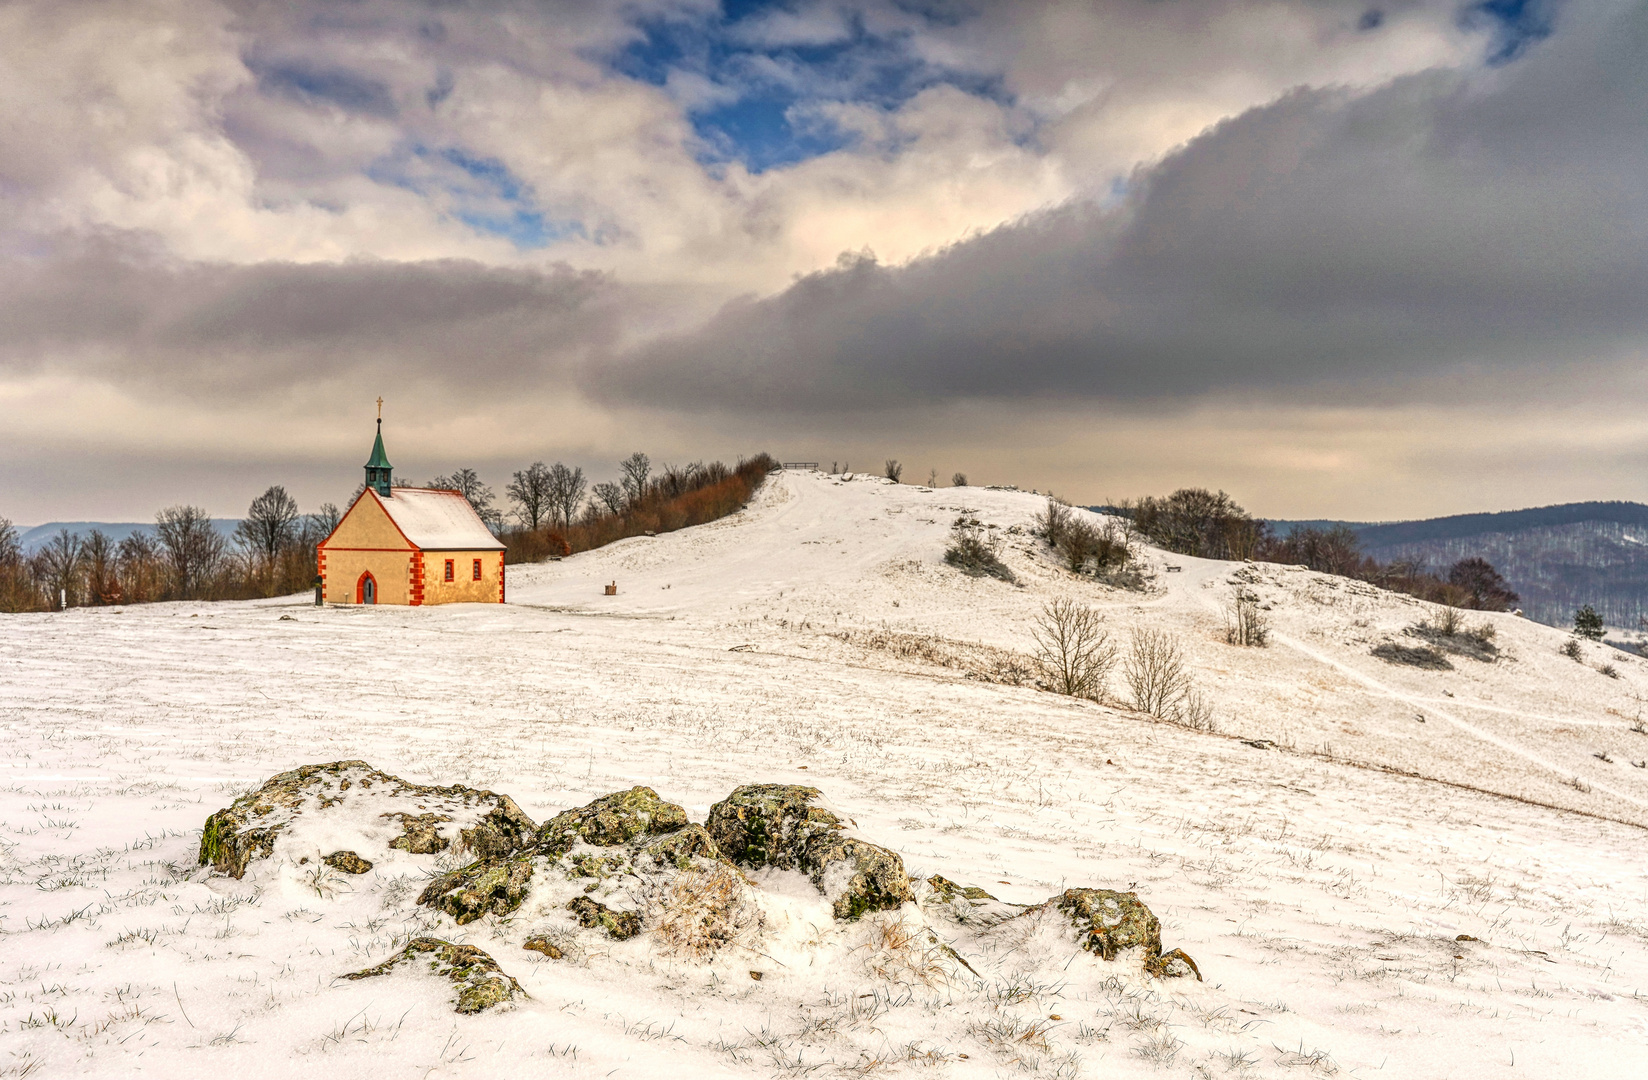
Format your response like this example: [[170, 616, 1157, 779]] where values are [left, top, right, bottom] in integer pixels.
[[18, 520, 240, 554], [1268, 502, 1648, 629]]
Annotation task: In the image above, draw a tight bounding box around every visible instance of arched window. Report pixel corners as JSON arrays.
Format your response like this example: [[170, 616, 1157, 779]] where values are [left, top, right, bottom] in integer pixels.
[[357, 571, 377, 604]]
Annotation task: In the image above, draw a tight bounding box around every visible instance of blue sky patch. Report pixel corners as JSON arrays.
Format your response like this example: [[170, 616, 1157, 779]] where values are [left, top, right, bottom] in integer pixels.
[[609, 1, 1006, 173], [1464, 0, 1557, 64], [368, 145, 579, 249]]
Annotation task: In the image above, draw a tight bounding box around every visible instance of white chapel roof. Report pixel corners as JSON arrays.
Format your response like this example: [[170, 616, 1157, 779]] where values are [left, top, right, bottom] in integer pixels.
[[376, 488, 504, 551]]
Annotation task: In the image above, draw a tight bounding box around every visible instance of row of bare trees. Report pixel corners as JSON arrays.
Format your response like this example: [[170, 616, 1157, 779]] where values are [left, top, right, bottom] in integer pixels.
[[0, 487, 341, 612]]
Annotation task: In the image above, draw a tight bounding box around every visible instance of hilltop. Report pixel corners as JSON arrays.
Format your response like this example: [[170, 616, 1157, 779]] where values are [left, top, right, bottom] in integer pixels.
[[1, 470, 1645, 1079]]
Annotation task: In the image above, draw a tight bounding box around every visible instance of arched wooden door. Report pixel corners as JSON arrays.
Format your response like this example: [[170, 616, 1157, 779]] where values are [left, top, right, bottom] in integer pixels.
[[357, 571, 377, 604]]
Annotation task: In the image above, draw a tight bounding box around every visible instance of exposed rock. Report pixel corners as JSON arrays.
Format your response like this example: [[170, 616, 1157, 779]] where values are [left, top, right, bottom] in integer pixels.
[[197, 760, 535, 879], [567, 895, 641, 940], [385, 812, 451, 854], [523, 936, 564, 959], [323, 850, 373, 874], [706, 784, 913, 920], [1048, 888, 1201, 980], [343, 938, 523, 1014], [420, 858, 534, 925], [925, 874, 998, 903], [535, 786, 687, 858], [644, 824, 724, 869]]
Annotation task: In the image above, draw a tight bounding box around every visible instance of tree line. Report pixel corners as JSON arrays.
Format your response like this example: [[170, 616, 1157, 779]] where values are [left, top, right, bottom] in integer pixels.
[[0, 490, 341, 611], [0, 451, 779, 611], [1105, 488, 1522, 610]]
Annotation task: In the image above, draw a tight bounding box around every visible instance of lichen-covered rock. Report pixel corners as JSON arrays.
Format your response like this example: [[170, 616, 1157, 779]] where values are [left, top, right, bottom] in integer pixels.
[[567, 895, 641, 940], [419, 857, 534, 925], [535, 786, 687, 858], [523, 935, 564, 959], [706, 784, 913, 920], [643, 824, 723, 870], [343, 938, 523, 1014], [925, 875, 997, 903], [323, 850, 373, 874], [197, 761, 535, 879], [1049, 888, 1201, 980], [922, 875, 1026, 928]]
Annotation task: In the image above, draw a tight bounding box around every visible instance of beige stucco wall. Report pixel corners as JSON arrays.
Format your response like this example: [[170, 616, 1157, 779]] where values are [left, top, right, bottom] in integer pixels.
[[419, 551, 505, 605], [319, 494, 415, 604], [321, 549, 414, 605]]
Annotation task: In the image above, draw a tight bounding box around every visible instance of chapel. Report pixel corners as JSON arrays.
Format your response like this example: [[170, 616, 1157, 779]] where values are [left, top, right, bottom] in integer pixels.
[[316, 416, 505, 605]]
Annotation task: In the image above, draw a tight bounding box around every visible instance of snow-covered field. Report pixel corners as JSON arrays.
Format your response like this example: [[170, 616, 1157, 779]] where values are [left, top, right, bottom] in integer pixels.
[[2, 470, 1647, 1078]]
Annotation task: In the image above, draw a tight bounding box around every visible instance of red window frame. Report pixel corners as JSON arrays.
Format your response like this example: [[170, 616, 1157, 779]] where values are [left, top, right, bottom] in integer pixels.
[[472, 558, 482, 580], [444, 559, 454, 582]]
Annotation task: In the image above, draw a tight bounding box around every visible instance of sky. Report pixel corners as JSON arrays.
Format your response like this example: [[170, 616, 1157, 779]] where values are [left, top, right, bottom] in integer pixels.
[[2, 0, 1644, 524]]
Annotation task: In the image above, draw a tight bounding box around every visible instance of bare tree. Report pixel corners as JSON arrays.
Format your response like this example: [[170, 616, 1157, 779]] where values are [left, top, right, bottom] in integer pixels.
[[235, 485, 299, 569], [310, 503, 341, 539], [429, 468, 495, 516], [952, 472, 967, 487], [884, 459, 903, 483], [0, 519, 35, 611], [619, 452, 651, 505], [1031, 597, 1118, 700], [36, 529, 81, 609], [507, 462, 554, 530], [592, 481, 626, 517], [156, 505, 224, 599], [547, 462, 587, 529], [81, 529, 118, 604], [1125, 628, 1192, 717], [927, 468, 938, 487], [116, 531, 164, 603]]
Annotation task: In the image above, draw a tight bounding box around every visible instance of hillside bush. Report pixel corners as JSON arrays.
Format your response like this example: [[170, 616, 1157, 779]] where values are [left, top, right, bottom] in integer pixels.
[[944, 517, 1015, 582], [1225, 588, 1269, 647], [1574, 604, 1605, 640]]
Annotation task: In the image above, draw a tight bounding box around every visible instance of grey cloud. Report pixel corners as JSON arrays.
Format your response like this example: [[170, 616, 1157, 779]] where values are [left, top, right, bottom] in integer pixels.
[[0, 237, 622, 396], [591, 0, 1648, 411]]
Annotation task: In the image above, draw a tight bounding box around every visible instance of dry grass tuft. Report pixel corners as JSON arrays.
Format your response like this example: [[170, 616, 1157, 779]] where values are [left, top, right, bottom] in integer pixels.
[[647, 863, 764, 959]]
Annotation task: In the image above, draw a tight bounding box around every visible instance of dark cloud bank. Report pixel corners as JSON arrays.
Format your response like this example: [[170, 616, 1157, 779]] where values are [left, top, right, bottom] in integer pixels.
[[597, 0, 1648, 410]]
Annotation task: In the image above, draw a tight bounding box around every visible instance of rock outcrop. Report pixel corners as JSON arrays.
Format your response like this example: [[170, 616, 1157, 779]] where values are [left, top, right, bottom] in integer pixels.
[[343, 938, 523, 1013], [706, 784, 913, 920], [197, 761, 535, 879], [1048, 888, 1201, 980]]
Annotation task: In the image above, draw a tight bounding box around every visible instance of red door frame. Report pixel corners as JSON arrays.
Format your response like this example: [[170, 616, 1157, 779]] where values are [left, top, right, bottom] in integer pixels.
[[356, 570, 377, 604]]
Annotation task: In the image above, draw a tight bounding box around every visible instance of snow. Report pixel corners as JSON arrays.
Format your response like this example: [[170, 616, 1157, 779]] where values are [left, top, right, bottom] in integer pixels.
[[2, 470, 1647, 1078], [377, 487, 503, 550]]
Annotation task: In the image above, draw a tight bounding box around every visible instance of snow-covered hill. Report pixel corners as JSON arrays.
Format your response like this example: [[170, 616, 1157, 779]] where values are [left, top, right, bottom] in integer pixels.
[[2, 470, 1646, 1078]]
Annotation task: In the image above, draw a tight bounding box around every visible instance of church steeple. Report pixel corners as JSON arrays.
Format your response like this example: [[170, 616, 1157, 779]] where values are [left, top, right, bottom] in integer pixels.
[[364, 397, 393, 498]]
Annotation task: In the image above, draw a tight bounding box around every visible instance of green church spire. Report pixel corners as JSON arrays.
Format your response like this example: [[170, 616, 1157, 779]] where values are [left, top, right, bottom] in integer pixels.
[[364, 399, 393, 497]]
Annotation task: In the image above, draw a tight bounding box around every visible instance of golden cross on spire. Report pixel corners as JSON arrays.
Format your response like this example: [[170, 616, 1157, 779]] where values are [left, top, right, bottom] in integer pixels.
[[376, 396, 383, 420]]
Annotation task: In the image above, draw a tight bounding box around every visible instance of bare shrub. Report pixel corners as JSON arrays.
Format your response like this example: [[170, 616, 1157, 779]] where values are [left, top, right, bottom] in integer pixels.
[[1032, 598, 1118, 700], [1125, 628, 1192, 717], [1429, 605, 1465, 637], [1057, 518, 1098, 572], [884, 459, 904, 483], [952, 472, 967, 487], [1034, 497, 1072, 546], [944, 518, 1015, 582], [1561, 638, 1584, 661], [1125, 628, 1181, 715], [1225, 588, 1270, 647]]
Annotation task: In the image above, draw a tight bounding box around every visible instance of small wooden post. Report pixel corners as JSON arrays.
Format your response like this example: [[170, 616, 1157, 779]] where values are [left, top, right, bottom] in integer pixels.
[[604, 581, 618, 595]]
